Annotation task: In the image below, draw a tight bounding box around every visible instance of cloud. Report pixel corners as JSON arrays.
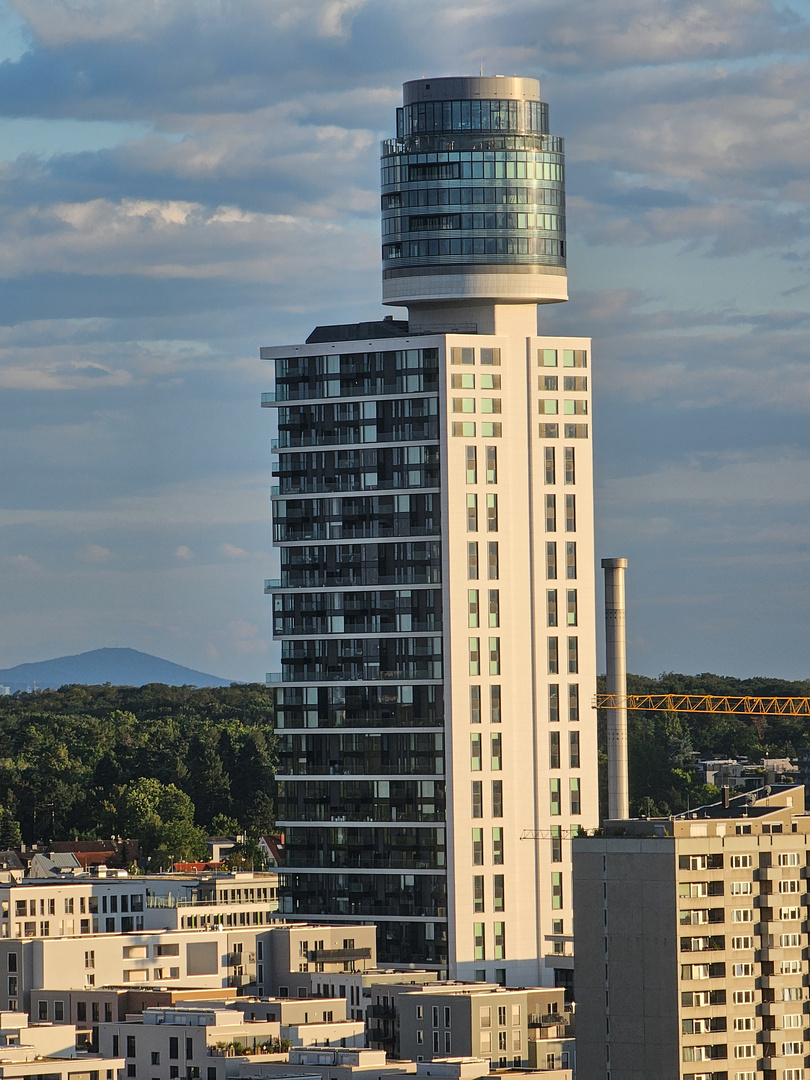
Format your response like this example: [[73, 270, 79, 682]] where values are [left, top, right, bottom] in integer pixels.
[[218, 543, 248, 559], [174, 544, 194, 560], [1, 553, 41, 572], [76, 543, 112, 562]]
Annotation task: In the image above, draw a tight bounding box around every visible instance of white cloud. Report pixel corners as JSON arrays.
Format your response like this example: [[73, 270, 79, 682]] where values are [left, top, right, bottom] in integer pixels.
[[174, 545, 194, 560], [76, 543, 112, 562], [218, 543, 248, 559]]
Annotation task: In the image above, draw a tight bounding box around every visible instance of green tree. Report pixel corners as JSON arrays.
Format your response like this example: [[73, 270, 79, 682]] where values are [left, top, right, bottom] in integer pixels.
[[118, 778, 207, 864]]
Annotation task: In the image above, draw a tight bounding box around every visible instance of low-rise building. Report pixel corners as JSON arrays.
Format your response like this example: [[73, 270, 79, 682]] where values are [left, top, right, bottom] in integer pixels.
[[262, 927, 376, 999], [97, 1001, 364, 1080], [397, 986, 572, 1073], [0, 1009, 123, 1080]]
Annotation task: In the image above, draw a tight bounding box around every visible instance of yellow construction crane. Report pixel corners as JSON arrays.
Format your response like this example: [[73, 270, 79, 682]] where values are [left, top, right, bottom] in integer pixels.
[[594, 694, 810, 717]]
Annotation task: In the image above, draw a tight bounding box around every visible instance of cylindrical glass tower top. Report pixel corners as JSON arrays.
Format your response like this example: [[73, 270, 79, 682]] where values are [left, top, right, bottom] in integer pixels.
[[381, 76, 568, 308]]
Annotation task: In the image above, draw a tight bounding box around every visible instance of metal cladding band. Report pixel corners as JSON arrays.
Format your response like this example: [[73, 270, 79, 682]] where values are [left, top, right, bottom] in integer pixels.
[[601, 557, 629, 821]]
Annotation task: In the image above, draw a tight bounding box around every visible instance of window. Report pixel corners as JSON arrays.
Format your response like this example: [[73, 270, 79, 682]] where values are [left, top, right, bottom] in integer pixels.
[[7, 955, 17, 973], [567, 636, 578, 674], [492, 780, 503, 818], [481, 398, 501, 415], [733, 1017, 754, 1031], [486, 493, 498, 531], [490, 729, 502, 770], [481, 422, 501, 438], [465, 445, 477, 483], [731, 909, 753, 922], [494, 875, 505, 912], [732, 936, 754, 949], [468, 589, 480, 627], [490, 684, 501, 723], [782, 987, 802, 1001], [732, 963, 754, 976], [488, 542, 499, 580], [545, 494, 557, 531], [474, 923, 485, 960], [468, 542, 479, 580], [485, 446, 497, 484], [54, 1001, 64, 1021], [550, 779, 561, 816], [467, 493, 478, 531], [471, 733, 482, 771], [488, 590, 499, 627], [783, 1069, 805, 1080], [730, 854, 752, 868], [783, 1015, 803, 1028], [489, 637, 500, 676], [469, 638, 480, 676], [151, 1054, 160, 1066], [494, 922, 505, 960], [564, 447, 575, 485], [474, 876, 484, 913], [779, 879, 801, 893], [539, 349, 557, 367], [472, 829, 483, 866], [564, 494, 576, 532], [470, 685, 481, 724], [481, 373, 500, 390], [492, 827, 504, 865], [544, 447, 555, 484], [780, 907, 801, 920], [782, 1043, 802, 1056], [454, 398, 476, 413], [84, 950, 94, 968], [551, 872, 563, 909], [733, 990, 755, 1004], [541, 375, 558, 391], [779, 853, 801, 866], [549, 731, 560, 769], [472, 781, 483, 818], [127, 1036, 137, 1058], [781, 960, 802, 973], [730, 881, 752, 895], [77, 1002, 87, 1022], [548, 636, 559, 674], [480, 348, 500, 366], [452, 373, 475, 390], [549, 684, 559, 723], [551, 826, 562, 862], [38, 1000, 47, 1021], [545, 541, 557, 579], [570, 778, 581, 815], [547, 589, 558, 626], [566, 542, 577, 579], [566, 589, 577, 626], [780, 933, 801, 947], [452, 347, 475, 365], [569, 731, 580, 768]]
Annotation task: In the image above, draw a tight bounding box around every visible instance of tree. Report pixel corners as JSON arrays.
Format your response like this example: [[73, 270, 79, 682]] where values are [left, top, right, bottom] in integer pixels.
[[118, 778, 207, 864], [0, 808, 21, 849]]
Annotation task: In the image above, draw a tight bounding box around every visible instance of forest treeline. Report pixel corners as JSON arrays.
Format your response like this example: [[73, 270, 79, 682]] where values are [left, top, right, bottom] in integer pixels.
[[0, 683, 276, 863], [601, 671, 810, 819]]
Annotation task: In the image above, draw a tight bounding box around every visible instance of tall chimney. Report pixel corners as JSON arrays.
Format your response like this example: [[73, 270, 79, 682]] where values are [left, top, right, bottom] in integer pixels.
[[602, 558, 629, 820]]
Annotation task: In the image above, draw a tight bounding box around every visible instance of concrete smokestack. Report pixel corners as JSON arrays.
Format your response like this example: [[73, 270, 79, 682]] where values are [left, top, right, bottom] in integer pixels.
[[601, 558, 629, 820]]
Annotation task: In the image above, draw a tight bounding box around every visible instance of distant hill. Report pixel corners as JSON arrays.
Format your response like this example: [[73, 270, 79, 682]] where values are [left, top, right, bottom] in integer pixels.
[[0, 648, 232, 692]]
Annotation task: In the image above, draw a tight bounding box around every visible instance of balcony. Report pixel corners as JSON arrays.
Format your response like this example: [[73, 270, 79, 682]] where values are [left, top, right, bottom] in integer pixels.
[[308, 947, 372, 962]]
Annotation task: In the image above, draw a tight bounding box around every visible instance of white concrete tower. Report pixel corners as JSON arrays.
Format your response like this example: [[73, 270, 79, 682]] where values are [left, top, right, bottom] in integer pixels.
[[262, 75, 598, 993]]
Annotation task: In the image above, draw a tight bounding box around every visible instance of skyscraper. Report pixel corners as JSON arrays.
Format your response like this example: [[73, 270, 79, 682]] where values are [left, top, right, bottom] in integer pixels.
[[262, 75, 598, 988]]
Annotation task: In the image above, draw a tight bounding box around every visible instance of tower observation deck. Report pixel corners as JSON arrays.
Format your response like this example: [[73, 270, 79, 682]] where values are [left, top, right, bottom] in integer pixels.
[[381, 76, 567, 316]]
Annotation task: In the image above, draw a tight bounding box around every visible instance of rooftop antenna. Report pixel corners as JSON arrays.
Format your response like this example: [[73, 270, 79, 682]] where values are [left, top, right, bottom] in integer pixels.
[[602, 558, 629, 820], [480, 58, 484, 76]]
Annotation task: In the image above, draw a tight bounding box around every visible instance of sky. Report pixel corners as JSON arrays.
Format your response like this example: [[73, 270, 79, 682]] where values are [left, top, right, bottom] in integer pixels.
[[1, 0, 809, 684]]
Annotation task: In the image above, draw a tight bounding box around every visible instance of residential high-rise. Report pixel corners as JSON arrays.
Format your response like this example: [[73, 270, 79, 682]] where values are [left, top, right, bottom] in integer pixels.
[[262, 75, 598, 987], [573, 786, 810, 1080]]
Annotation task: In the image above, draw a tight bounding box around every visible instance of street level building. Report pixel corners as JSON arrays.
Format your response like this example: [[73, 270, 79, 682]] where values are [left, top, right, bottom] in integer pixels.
[[262, 75, 598, 986], [573, 785, 810, 1080]]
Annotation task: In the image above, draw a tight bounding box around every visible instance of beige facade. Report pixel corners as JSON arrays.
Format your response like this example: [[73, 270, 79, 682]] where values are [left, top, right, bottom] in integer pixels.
[[573, 785, 810, 1080], [396, 985, 572, 1074]]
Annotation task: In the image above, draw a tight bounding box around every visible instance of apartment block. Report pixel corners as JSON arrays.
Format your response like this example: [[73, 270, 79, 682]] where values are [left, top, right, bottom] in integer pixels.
[[573, 785, 810, 1080], [397, 985, 572, 1073], [263, 74, 598, 987]]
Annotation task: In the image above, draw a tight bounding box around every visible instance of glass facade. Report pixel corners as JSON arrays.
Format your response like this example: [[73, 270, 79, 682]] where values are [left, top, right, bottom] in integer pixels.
[[381, 87, 565, 280], [267, 340, 448, 964]]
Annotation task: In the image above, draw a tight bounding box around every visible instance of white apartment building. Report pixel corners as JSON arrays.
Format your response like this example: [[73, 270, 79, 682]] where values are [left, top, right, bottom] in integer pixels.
[[263, 75, 598, 988]]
